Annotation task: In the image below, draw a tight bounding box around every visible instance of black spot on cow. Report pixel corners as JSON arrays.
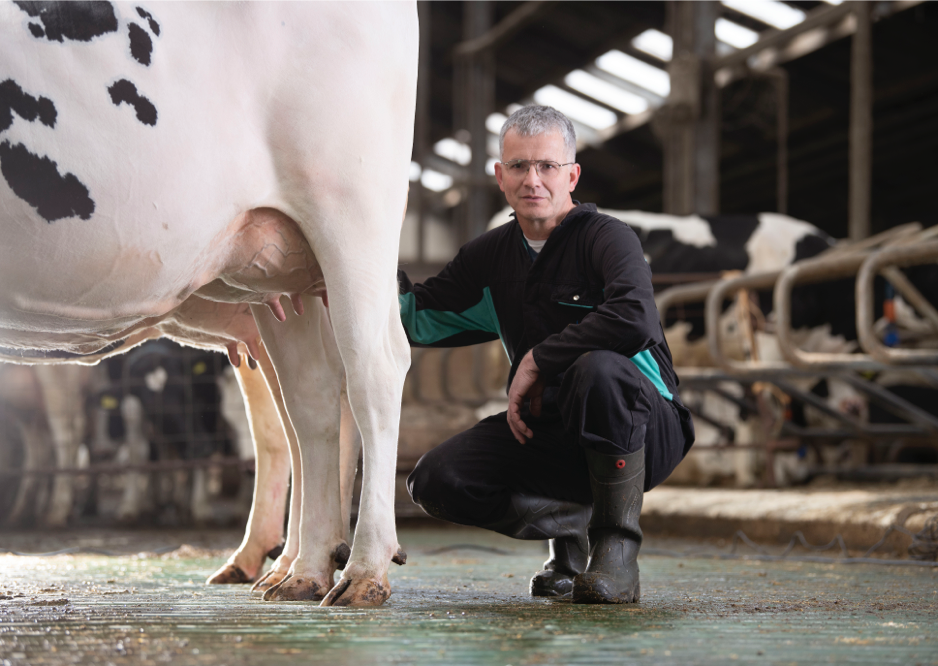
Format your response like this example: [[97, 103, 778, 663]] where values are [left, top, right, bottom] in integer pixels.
[[793, 232, 834, 263], [810, 378, 830, 399], [0, 141, 95, 222], [702, 215, 761, 247], [14, 1, 118, 43], [107, 79, 157, 126], [28, 22, 44, 38], [128, 22, 152, 66], [135, 6, 160, 36], [641, 227, 749, 275], [0, 79, 57, 133]]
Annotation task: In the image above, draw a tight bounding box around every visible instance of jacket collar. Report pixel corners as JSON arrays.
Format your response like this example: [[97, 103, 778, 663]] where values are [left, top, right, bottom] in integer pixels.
[[508, 200, 593, 230]]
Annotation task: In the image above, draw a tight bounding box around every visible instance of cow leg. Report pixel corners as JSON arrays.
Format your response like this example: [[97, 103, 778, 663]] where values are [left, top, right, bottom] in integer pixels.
[[252, 347, 303, 595], [6, 412, 51, 526], [33, 365, 87, 527], [208, 346, 291, 585], [314, 254, 410, 608], [251, 295, 346, 601], [256, 375, 360, 594], [190, 468, 214, 523], [339, 386, 362, 545], [116, 395, 151, 522]]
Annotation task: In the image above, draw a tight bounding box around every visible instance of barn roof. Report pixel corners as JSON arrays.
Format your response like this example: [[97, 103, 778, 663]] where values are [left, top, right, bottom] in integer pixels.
[[414, 1, 937, 242]]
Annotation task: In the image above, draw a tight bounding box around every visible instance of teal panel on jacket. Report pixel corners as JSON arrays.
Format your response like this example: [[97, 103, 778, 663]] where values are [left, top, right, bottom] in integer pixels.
[[399, 287, 506, 356], [629, 350, 673, 401]]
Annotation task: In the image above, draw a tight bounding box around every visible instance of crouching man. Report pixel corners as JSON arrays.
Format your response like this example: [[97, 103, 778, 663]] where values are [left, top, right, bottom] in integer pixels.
[[398, 106, 695, 604]]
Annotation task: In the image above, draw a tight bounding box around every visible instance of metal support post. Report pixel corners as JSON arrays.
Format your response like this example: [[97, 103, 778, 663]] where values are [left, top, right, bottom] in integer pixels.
[[663, 1, 719, 215], [768, 69, 789, 215], [455, 1, 494, 244], [849, 1, 873, 242]]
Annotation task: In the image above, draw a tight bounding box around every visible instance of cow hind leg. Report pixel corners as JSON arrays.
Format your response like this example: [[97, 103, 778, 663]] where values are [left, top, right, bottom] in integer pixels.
[[252, 348, 304, 596], [339, 386, 362, 546], [208, 345, 291, 585], [251, 295, 346, 602], [313, 251, 410, 607]]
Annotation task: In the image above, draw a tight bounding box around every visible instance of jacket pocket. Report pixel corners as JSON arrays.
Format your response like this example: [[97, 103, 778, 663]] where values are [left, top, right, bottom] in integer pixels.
[[550, 284, 603, 310]]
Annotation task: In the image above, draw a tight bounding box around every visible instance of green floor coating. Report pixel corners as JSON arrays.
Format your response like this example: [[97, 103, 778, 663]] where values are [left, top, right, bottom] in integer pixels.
[[0, 527, 935, 665]]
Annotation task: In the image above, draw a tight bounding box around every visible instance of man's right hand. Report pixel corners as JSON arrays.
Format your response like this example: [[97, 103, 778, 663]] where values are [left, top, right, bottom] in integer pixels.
[[507, 350, 544, 444]]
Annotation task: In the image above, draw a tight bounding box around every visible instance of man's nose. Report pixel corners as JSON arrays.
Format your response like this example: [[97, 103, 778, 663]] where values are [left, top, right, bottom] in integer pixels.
[[522, 164, 543, 186]]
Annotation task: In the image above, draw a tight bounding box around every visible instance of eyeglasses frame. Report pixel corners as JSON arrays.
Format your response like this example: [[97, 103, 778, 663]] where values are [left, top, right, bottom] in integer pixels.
[[498, 159, 577, 178]]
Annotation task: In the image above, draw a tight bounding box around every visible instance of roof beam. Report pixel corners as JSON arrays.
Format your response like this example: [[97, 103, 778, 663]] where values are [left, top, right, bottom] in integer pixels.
[[453, 1, 554, 58], [715, 2, 853, 71], [594, 0, 922, 146]]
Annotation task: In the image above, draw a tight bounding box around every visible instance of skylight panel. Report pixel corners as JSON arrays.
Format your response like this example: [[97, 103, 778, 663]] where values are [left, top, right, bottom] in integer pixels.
[[532, 85, 618, 131], [721, 0, 805, 30], [485, 158, 498, 176], [818, 0, 843, 4], [632, 29, 673, 61], [486, 112, 508, 135], [564, 70, 649, 115], [421, 169, 453, 192], [433, 138, 471, 166], [409, 161, 422, 182], [715, 18, 760, 49], [594, 50, 670, 98]]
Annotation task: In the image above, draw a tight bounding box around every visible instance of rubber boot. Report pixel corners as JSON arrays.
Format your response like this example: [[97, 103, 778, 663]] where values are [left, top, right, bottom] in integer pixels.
[[482, 494, 591, 597], [572, 447, 644, 604], [530, 535, 588, 597]]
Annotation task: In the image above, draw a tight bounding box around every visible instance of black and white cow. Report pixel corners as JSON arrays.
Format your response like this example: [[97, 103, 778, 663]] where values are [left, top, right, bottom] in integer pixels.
[[1, 1, 417, 606], [489, 206, 833, 275]]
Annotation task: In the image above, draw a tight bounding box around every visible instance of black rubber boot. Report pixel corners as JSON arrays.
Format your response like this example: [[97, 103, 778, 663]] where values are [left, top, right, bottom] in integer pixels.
[[481, 494, 591, 597], [572, 447, 644, 604], [530, 535, 588, 597]]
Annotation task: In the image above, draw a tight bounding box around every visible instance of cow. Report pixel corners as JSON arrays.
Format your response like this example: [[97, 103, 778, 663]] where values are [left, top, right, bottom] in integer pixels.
[[489, 206, 833, 276], [0, 1, 417, 607]]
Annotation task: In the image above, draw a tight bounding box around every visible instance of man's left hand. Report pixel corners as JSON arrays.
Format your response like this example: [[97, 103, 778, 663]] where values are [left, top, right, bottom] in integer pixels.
[[507, 350, 545, 444]]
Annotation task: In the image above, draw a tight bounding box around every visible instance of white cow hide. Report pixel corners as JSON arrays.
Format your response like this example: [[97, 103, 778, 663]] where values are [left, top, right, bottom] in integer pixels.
[[0, 2, 416, 607]]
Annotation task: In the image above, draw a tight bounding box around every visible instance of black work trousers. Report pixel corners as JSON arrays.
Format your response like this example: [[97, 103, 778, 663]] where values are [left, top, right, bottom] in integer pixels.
[[407, 350, 694, 527]]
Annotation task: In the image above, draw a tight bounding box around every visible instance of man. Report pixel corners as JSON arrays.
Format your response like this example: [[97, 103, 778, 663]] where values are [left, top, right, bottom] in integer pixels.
[[399, 106, 695, 604]]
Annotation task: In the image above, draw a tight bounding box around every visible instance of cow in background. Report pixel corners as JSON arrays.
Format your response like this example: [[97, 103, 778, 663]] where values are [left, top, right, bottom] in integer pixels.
[[0, 2, 416, 606]]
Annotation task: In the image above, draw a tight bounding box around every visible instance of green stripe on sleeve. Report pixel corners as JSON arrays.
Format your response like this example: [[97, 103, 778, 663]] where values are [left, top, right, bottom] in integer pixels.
[[628, 349, 673, 401], [399, 286, 504, 349]]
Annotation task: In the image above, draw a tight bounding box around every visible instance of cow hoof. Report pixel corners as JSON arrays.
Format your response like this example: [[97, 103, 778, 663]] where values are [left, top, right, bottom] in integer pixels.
[[320, 575, 390, 607], [251, 569, 287, 596], [263, 574, 332, 602], [206, 563, 253, 585]]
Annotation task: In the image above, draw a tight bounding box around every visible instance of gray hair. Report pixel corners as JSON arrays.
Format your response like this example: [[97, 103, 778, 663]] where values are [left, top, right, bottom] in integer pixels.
[[498, 105, 577, 161]]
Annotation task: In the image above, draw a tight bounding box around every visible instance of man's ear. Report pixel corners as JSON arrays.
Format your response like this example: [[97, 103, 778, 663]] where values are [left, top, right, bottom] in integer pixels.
[[568, 163, 581, 192], [494, 161, 506, 192]]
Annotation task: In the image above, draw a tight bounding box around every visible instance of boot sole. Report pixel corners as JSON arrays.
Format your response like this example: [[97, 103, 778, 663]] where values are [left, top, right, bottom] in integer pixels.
[[572, 573, 640, 604], [530, 570, 575, 597]]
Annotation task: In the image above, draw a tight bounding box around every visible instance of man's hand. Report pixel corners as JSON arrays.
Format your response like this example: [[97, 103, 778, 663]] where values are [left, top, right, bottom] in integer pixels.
[[507, 350, 545, 444]]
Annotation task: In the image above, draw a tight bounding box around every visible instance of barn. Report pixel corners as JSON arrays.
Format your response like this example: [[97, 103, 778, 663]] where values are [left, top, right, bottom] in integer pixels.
[[1, 2, 937, 664]]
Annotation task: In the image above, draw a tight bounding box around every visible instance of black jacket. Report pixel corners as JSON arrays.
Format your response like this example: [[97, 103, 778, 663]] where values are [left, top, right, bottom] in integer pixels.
[[398, 203, 684, 404]]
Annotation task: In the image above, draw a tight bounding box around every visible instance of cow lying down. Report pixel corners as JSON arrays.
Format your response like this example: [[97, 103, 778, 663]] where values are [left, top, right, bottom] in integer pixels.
[[0, 2, 417, 606]]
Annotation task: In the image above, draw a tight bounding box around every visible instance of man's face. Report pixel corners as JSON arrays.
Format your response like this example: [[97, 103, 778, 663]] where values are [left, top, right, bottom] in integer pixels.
[[494, 129, 581, 226]]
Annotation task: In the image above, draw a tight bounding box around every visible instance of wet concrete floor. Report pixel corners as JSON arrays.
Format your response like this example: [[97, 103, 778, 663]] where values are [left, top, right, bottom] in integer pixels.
[[0, 526, 935, 665]]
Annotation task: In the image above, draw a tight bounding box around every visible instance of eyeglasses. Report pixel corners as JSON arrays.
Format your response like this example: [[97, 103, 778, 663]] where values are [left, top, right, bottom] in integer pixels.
[[499, 159, 575, 178]]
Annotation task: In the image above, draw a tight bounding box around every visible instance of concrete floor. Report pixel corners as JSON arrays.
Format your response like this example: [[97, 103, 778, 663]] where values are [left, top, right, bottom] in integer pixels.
[[0, 526, 935, 665]]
